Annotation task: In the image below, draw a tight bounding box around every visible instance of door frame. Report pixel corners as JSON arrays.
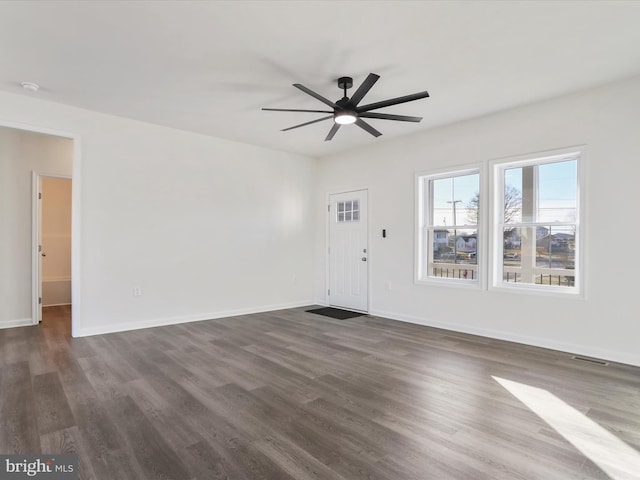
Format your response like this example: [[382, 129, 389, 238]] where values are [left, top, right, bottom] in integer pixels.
[[0, 119, 82, 336], [32, 172, 73, 324], [325, 187, 370, 313]]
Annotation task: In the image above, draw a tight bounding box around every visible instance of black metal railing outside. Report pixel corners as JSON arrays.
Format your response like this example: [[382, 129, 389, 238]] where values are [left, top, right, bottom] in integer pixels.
[[431, 267, 476, 280]]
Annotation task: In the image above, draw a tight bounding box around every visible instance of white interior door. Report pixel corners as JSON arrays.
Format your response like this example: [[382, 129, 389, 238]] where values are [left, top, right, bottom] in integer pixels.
[[329, 190, 368, 312], [37, 177, 43, 323], [33, 174, 72, 324]]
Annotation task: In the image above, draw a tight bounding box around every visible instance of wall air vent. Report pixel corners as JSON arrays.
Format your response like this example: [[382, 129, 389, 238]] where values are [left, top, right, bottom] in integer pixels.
[[571, 355, 609, 366]]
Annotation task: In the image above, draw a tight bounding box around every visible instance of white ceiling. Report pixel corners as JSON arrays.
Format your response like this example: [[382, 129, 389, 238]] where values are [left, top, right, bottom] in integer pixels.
[[1, 1, 640, 158]]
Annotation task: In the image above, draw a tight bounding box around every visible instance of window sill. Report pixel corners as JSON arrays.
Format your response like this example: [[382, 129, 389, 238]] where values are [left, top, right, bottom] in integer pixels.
[[489, 282, 583, 299], [415, 277, 481, 290]]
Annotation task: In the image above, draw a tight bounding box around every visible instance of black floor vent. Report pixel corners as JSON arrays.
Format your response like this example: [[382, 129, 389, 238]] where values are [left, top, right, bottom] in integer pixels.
[[571, 355, 609, 366]]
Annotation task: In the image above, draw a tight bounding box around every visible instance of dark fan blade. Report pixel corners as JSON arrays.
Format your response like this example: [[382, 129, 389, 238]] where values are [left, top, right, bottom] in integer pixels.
[[262, 108, 333, 113], [349, 73, 380, 106], [355, 118, 382, 137], [359, 112, 422, 122], [325, 123, 341, 141], [357, 91, 430, 113], [293, 84, 338, 108], [281, 115, 333, 132]]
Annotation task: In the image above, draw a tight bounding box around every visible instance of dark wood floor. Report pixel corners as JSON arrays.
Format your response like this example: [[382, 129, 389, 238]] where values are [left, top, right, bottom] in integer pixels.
[[1, 305, 639, 479]]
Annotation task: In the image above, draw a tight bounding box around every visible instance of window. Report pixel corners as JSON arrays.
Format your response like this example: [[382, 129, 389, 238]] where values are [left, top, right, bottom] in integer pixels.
[[493, 150, 581, 293], [417, 168, 480, 284], [337, 200, 360, 222]]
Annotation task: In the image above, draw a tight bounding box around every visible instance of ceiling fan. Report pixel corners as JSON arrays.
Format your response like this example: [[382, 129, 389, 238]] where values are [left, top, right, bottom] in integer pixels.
[[262, 73, 429, 141]]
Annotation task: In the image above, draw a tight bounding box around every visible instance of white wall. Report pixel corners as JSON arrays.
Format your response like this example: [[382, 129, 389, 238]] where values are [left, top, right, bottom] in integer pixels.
[[42, 177, 72, 306], [0, 91, 316, 336], [0, 127, 73, 326], [316, 75, 640, 367]]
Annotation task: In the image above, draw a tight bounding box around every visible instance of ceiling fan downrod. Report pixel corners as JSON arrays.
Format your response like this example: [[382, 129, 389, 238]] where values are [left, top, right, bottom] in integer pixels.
[[337, 76, 353, 101]]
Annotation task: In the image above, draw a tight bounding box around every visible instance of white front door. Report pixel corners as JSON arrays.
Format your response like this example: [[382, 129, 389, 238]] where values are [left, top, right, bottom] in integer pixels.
[[329, 190, 368, 312]]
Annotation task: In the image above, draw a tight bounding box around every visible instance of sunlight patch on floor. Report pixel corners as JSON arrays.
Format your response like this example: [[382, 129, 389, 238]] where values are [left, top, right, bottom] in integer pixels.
[[493, 376, 640, 480]]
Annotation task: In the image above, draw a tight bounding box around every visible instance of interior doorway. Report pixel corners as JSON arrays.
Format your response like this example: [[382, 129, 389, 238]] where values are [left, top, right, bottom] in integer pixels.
[[0, 123, 78, 335], [36, 175, 72, 323]]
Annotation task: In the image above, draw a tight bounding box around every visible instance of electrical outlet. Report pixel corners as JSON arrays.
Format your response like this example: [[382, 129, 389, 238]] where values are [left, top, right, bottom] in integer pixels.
[[385, 281, 392, 291], [133, 286, 142, 297]]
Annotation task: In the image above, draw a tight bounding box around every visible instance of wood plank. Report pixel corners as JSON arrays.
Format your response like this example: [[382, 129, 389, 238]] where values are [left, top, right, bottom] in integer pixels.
[[0, 361, 41, 453], [183, 439, 249, 480], [33, 372, 76, 435], [104, 395, 193, 480], [40, 426, 97, 480]]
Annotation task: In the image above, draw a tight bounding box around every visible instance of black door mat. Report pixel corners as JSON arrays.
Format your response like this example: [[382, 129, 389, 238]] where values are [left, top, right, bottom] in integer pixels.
[[306, 307, 365, 320]]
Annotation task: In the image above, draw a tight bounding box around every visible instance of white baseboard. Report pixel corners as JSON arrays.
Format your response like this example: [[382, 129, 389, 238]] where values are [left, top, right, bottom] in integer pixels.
[[0, 318, 34, 329], [74, 300, 316, 337], [12, 299, 638, 367], [369, 308, 640, 368], [42, 276, 72, 282], [42, 279, 71, 307]]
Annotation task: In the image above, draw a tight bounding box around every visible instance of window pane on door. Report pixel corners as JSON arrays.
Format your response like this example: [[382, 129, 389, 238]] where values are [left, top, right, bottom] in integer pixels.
[[336, 199, 360, 223]]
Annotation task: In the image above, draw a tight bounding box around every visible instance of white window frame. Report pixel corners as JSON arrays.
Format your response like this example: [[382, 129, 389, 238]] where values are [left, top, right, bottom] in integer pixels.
[[489, 146, 585, 297], [415, 164, 484, 289]]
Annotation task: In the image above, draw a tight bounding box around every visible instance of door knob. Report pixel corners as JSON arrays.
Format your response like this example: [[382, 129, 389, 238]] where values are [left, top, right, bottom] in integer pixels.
[[41, 252, 46, 257], [361, 257, 367, 261]]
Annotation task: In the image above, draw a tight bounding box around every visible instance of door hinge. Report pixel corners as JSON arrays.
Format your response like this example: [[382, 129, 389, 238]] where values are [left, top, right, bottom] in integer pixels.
[[38, 192, 42, 200], [39, 244, 42, 252], [39, 297, 42, 305], [327, 289, 330, 296]]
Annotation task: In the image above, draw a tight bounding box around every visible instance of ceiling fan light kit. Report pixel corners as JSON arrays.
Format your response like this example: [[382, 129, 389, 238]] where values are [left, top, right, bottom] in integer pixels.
[[262, 73, 429, 141], [334, 110, 357, 125]]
